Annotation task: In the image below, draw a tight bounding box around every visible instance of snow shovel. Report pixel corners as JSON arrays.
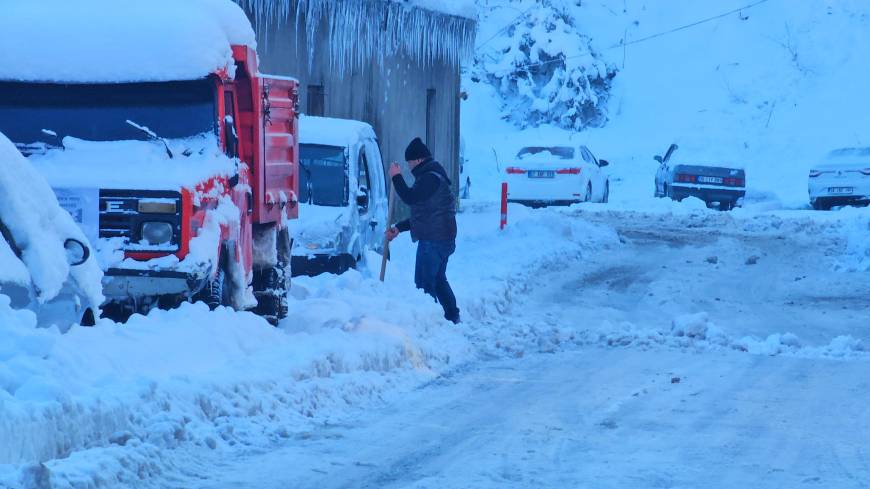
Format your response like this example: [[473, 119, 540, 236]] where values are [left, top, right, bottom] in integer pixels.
[[379, 185, 398, 282]]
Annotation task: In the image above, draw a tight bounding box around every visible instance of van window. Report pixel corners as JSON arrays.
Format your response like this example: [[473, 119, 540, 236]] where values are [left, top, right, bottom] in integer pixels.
[[358, 148, 371, 192], [299, 144, 347, 207]]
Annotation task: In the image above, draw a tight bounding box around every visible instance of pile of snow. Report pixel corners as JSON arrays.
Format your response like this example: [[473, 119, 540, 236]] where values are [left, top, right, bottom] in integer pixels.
[[0, 0, 256, 83], [0, 202, 616, 488], [835, 209, 870, 271], [0, 132, 103, 307], [473, 0, 616, 130], [28, 134, 237, 191], [299, 115, 377, 148], [593, 313, 868, 360]]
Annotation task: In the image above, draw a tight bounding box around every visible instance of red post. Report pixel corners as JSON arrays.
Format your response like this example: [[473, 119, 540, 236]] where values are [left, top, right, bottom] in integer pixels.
[[500, 182, 508, 230]]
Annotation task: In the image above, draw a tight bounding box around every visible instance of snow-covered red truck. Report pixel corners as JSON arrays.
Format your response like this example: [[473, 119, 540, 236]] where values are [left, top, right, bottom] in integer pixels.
[[0, 2, 299, 323]]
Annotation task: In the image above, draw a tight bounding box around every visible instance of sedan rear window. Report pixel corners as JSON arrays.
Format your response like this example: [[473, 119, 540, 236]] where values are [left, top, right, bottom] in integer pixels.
[[517, 146, 575, 160]]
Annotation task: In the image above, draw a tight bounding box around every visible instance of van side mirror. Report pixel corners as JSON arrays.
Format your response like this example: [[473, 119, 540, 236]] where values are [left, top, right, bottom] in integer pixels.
[[356, 186, 369, 210], [654, 155, 663, 163], [599, 159, 610, 167]]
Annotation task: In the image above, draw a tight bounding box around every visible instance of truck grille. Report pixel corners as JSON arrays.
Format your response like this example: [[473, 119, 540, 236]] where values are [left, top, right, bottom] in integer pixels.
[[100, 190, 182, 251]]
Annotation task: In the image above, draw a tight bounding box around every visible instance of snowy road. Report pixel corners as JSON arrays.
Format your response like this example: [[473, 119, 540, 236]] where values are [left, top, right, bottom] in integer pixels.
[[192, 208, 870, 489]]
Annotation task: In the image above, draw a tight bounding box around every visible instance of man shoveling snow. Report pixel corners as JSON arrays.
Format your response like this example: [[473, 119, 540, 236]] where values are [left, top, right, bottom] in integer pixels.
[[387, 138, 460, 324]]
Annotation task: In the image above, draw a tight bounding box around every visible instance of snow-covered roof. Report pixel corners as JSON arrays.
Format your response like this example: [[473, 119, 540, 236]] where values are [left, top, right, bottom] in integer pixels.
[[0, 132, 104, 307], [0, 0, 256, 83], [300, 116, 377, 148], [239, 0, 477, 71]]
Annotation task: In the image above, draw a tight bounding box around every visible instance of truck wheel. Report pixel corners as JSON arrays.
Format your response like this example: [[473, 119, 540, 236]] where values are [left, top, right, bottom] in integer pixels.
[[253, 226, 291, 325], [195, 244, 228, 310]]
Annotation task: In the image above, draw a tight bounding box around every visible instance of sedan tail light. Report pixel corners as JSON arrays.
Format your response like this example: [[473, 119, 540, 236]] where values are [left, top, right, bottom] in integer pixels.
[[675, 174, 696, 183], [506, 167, 526, 174], [556, 168, 582, 174]]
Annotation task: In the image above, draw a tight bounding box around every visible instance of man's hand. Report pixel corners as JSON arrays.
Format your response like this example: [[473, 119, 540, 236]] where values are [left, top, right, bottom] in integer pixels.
[[385, 226, 400, 242], [389, 162, 402, 178]]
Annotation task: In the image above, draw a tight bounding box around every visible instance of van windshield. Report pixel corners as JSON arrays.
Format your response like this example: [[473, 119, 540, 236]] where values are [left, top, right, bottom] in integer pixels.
[[517, 146, 575, 160], [299, 144, 348, 207], [0, 80, 216, 154]]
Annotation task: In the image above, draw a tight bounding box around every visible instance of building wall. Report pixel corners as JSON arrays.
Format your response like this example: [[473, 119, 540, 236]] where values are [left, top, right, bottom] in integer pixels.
[[249, 10, 462, 202]]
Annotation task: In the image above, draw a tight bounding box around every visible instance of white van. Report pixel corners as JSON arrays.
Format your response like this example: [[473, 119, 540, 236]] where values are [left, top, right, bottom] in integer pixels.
[[293, 116, 388, 276]]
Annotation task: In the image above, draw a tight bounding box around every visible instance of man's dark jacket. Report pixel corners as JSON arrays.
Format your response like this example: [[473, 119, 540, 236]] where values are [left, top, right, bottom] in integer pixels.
[[393, 158, 457, 242]]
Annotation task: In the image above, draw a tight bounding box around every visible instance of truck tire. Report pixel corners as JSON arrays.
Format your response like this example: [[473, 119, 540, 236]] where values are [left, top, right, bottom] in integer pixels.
[[196, 245, 228, 310], [253, 225, 291, 325]]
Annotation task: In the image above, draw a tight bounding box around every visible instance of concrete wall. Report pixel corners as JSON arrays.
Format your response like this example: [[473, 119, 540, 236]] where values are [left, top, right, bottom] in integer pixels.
[[248, 11, 462, 202]]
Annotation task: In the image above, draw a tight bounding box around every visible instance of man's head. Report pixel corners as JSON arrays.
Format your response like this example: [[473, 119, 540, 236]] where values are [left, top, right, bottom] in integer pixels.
[[405, 137, 431, 168]]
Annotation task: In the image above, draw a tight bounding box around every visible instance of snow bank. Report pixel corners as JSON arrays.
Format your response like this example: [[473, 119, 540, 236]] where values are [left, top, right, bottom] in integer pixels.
[[0, 0, 256, 83], [0, 202, 617, 487], [0, 132, 103, 307]]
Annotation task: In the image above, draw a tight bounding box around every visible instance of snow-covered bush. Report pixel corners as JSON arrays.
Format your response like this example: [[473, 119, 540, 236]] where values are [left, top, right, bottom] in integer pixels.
[[475, 0, 617, 130]]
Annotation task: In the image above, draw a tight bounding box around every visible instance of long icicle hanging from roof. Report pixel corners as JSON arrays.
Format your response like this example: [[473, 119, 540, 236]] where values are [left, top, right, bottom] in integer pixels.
[[238, 0, 476, 74]]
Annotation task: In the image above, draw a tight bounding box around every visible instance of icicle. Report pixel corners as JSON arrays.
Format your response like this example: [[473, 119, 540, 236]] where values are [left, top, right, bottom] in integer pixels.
[[236, 0, 476, 75]]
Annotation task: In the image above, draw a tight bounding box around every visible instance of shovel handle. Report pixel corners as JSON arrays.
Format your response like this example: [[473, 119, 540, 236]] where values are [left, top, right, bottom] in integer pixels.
[[379, 185, 398, 282]]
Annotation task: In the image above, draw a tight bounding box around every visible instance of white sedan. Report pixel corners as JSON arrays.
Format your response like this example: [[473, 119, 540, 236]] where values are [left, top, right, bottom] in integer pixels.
[[808, 148, 870, 210], [505, 145, 610, 207]]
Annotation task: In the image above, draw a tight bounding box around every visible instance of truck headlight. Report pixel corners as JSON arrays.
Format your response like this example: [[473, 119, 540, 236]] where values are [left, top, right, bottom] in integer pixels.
[[141, 222, 173, 246]]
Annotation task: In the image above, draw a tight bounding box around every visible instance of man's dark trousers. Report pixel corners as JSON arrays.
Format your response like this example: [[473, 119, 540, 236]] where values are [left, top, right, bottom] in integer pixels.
[[415, 239, 458, 322]]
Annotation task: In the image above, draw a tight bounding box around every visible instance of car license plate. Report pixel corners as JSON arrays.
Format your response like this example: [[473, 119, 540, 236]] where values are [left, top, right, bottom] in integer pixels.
[[697, 176, 723, 184], [528, 170, 555, 179], [828, 187, 854, 194]]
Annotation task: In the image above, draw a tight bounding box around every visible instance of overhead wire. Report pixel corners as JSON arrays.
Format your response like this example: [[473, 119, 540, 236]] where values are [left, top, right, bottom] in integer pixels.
[[479, 0, 775, 77]]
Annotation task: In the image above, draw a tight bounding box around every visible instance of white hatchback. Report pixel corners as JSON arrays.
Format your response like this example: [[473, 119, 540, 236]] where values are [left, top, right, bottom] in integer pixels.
[[505, 145, 610, 207], [808, 148, 870, 210]]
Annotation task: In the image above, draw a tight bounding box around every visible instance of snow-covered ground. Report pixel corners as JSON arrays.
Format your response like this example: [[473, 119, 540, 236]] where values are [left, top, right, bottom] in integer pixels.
[[4, 0, 870, 488], [3, 200, 869, 488]]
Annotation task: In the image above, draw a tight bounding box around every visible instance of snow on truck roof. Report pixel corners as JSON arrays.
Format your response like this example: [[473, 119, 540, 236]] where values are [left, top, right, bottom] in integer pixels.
[[0, 0, 256, 83], [300, 116, 376, 149]]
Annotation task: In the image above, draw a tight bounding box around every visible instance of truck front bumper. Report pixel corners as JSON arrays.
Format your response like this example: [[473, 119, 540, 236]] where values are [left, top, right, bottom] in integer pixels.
[[103, 267, 212, 300]]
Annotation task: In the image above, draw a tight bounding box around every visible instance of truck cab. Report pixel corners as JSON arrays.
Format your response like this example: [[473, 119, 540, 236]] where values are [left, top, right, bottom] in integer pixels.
[[0, 4, 300, 324]]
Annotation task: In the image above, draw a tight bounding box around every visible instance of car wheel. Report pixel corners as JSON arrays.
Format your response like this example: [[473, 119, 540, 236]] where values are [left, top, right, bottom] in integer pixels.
[[584, 183, 592, 202], [811, 199, 830, 211], [603, 182, 610, 203]]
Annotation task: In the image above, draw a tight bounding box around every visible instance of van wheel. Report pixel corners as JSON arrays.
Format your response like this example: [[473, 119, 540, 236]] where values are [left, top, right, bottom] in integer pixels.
[[253, 226, 291, 325]]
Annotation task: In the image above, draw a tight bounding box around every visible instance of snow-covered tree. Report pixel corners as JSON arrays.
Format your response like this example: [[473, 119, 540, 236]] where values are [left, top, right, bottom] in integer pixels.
[[475, 0, 617, 130]]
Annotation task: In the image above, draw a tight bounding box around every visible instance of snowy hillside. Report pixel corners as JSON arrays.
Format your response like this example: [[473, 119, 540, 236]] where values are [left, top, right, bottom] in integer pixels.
[[464, 0, 870, 207]]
